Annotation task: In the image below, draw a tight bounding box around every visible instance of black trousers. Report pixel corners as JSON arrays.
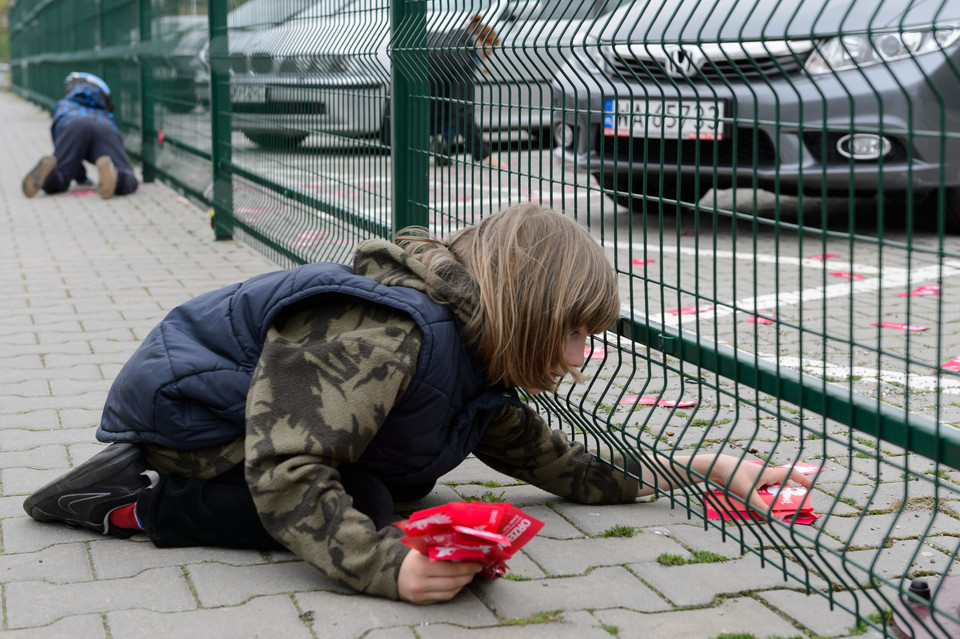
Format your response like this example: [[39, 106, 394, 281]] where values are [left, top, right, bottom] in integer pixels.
[[135, 463, 434, 550], [43, 118, 139, 195]]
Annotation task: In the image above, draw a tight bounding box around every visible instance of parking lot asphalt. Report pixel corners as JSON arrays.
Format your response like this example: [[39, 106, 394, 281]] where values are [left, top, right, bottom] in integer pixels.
[[0, 88, 893, 639]]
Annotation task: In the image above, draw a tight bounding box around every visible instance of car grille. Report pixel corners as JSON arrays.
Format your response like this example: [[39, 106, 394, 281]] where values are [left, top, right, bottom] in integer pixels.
[[596, 126, 778, 169], [609, 53, 804, 85], [230, 53, 275, 75]]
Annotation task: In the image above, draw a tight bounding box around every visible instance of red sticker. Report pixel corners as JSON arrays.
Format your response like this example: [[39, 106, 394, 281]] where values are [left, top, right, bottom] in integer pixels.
[[667, 305, 714, 316], [748, 315, 775, 325], [830, 272, 866, 280], [807, 253, 838, 261], [631, 258, 655, 266], [937, 356, 960, 372], [620, 396, 697, 408], [896, 285, 941, 297], [871, 322, 929, 332], [584, 345, 606, 360], [64, 189, 97, 197], [158, 129, 165, 145]]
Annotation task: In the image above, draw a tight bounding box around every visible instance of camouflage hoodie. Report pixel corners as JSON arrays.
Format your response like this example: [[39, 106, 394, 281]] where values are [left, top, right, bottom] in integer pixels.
[[146, 238, 639, 599]]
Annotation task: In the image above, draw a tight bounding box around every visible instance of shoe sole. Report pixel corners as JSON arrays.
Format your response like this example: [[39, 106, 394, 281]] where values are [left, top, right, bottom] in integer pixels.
[[23, 443, 143, 523], [96, 156, 117, 200], [22, 156, 56, 198]]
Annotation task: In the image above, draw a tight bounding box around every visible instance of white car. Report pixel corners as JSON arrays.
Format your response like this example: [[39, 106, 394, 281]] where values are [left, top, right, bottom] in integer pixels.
[[221, 0, 622, 148]]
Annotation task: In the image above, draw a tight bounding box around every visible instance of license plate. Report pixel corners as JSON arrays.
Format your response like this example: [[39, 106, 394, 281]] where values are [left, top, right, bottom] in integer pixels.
[[230, 84, 266, 103], [603, 99, 724, 141]]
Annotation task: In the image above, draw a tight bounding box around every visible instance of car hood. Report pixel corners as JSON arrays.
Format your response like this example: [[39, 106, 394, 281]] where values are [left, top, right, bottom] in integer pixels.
[[592, 0, 960, 43], [226, 8, 489, 57]]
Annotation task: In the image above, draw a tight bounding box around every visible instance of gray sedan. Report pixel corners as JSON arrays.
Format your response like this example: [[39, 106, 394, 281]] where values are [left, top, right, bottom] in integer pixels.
[[223, 0, 620, 148], [550, 0, 960, 228]]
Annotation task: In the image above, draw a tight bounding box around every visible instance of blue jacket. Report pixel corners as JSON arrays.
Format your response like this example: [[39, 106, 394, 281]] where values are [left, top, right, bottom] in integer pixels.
[[97, 263, 520, 484], [51, 82, 120, 140]]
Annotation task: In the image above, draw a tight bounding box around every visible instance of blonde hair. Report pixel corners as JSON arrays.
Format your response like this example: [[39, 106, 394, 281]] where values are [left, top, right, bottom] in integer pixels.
[[395, 203, 619, 390]]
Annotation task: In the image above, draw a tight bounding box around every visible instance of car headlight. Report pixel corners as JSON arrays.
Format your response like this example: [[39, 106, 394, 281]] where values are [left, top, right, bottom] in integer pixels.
[[805, 24, 960, 74]]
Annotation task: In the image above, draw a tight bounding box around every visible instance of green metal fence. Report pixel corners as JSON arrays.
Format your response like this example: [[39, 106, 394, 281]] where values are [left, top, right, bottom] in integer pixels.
[[10, 0, 960, 635]]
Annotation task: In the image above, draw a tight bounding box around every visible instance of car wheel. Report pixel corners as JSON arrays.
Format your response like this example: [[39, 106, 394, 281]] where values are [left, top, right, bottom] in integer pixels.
[[599, 173, 709, 214], [242, 132, 308, 149]]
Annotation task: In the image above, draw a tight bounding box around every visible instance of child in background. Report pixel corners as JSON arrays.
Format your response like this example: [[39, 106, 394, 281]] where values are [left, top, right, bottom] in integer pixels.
[[22, 72, 139, 200]]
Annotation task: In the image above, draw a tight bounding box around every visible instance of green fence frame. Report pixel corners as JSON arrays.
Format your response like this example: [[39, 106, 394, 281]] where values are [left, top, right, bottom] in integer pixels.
[[10, 1, 960, 636]]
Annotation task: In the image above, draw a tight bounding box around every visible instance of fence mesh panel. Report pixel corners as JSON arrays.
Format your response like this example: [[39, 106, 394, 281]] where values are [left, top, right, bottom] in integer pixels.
[[10, 0, 960, 635]]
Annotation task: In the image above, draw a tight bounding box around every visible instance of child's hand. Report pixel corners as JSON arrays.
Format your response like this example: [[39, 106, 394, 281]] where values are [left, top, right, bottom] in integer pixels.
[[707, 455, 812, 516], [397, 549, 483, 604]]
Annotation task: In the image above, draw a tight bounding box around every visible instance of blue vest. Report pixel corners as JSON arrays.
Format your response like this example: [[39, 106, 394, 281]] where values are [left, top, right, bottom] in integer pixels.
[[51, 82, 119, 140], [97, 263, 520, 484]]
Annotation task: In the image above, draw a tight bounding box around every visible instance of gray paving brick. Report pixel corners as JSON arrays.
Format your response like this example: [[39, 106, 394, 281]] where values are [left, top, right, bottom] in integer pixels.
[[5, 566, 195, 628], [293, 588, 499, 639], [0, 614, 107, 639], [634, 553, 812, 607], [415, 619, 615, 639], [107, 595, 313, 639], [189, 560, 350, 607], [593, 596, 802, 639], [523, 532, 688, 576], [473, 566, 671, 619], [0, 542, 93, 584], [760, 589, 868, 638], [89, 538, 271, 579]]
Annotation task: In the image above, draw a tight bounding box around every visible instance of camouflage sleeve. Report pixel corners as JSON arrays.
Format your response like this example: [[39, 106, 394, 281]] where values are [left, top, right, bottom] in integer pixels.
[[472, 403, 640, 504], [244, 301, 423, 600]]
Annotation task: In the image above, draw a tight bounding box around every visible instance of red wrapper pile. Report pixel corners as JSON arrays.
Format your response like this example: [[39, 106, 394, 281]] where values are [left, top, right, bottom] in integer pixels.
[[395, 501, 544, 579], [702, 462, 822, 525]]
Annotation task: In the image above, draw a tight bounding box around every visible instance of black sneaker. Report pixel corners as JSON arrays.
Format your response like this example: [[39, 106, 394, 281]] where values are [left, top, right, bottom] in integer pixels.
[[23, 443, 159, 538]]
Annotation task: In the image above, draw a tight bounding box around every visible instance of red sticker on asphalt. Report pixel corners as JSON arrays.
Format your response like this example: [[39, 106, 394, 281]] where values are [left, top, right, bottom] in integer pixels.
[[620, 396, 697, 408], [871, 322, 929, 332], [896, 285, 941, 297], [807, 253, 838, 261], [748, 315, 776, 325]]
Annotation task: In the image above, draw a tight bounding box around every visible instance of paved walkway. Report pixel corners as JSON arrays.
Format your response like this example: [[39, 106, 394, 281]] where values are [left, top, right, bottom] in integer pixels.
[[0, 89, 884, 639]]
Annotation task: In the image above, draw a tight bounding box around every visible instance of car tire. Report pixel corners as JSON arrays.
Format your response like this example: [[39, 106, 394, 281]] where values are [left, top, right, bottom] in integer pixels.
[[242, 132, 308, 149], [599, 173, 709, 214]]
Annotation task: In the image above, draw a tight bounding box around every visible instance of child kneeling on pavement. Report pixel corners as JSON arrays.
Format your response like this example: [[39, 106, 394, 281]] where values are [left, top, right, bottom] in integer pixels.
[[23, 204, 809, 603], [22, 72, 139, 200]]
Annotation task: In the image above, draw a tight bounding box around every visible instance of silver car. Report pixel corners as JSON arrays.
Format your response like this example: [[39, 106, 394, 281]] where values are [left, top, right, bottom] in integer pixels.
[[550, 0, 960, 227], [223, 0, 621, 148]]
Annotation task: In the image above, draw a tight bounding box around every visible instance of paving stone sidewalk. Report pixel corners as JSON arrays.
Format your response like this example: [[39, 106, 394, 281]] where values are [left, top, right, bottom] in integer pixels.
[[0, 89, 886, 639]]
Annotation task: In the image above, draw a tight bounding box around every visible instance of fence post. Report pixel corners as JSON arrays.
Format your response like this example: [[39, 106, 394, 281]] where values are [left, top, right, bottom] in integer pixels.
[[139, 0, 156, 183], [208, 0, 233, 240], [390, 0, 430, 232]]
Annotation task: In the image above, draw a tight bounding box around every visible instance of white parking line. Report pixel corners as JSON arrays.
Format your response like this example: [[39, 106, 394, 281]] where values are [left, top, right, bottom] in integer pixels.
[[619, 243, 960, 327]]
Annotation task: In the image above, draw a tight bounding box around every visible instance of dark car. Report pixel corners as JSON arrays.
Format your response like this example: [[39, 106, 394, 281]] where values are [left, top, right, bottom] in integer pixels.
[[550, 0, 960, 227]]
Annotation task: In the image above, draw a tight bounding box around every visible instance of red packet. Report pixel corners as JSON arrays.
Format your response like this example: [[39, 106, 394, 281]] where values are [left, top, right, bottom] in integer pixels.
[[620, 396, 697, 408], [395, 502, 543, 580], [702, 463, 822, 525]]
